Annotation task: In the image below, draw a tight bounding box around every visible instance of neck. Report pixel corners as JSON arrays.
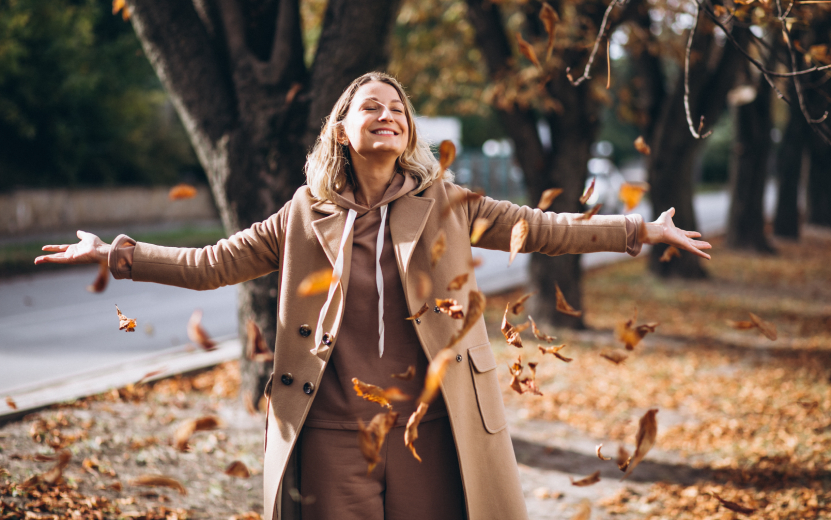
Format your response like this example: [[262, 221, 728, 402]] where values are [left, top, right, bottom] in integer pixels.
[[350, 152, 398, 207]]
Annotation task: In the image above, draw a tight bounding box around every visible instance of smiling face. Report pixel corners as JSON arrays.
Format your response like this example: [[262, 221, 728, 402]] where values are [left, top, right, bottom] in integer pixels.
[[340, 81, 409, 161]]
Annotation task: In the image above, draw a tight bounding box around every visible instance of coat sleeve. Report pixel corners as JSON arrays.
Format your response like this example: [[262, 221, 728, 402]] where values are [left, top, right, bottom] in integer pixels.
[[457, 184, 637, 256], [128, 202, 290, 290]]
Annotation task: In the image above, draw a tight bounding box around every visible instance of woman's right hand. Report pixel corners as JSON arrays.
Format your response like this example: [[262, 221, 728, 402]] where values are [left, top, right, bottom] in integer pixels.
[[34, 230, 110, 265]]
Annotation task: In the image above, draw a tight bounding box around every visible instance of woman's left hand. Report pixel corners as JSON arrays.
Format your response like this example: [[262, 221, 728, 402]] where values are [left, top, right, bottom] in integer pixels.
[[643, 207, 712, 260]]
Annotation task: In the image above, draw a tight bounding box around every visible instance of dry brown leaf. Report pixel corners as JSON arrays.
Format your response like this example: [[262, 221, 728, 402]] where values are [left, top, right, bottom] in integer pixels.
[[224, 461, 251, 478], [358, 410, 399, 474], [447, 273, 469, 291], [435, 298, 464, 319], [615, 309, 658, 350], [570, 470, 601, 487], [445, 291, 487, 351], [352, 378, 410, 409], [5, 396, 17, 410], [431, 231, 447, 268], [539, 3, 559, 60], [712, 494, 757, 515], [537, 188, 563, 211], [509, 219, 528, 266], [87, 261, 109, 293], [619, 182, 650, 212], [470, 218, 492, 245], [576, 204, 603, 220], [439, 140, 456, 175], [418, 349, 455, 404], [297, 268, 333, 297], [404, 402, 429, 462], [246, 320, 273, 363], [622, 408, 658, 480], [633, 136, 651, 155], [554, 283, 582, 317], [501, 304, 529, 348], [405, 303, 430, 322], [391, 366, 416, 381], [528, 316, 556, 342], [600, 350, 628, 364], [617, 445, 631, 472], [168, 183, 197, 201], [538, 344, 571, 362], [511, 291, 536, 315], [415, 271, 432, 300], [442, 190, 482, 218], [174, 415, 223, 451], [579, 178, 596, 204], [130, 475, 187, 495], [469, 256, 484, 268], [659, 246, 681, 262], [508, 357, 543, 395], [596, 444, 611, 461], [749, 312, 777, 340], [115, 304, 136, 332], [187, 309, 216, 351], [41, 450, 71, 485], [571, 499, 591, 520], [516, 33, 542, 69]]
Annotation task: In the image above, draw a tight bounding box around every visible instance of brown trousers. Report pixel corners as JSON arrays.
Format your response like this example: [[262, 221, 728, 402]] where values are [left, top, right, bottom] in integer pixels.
[[298, 416, 466, 520]]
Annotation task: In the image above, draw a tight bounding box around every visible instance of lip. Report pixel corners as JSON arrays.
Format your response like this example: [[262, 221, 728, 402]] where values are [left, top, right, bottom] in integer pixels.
[[371, 128, 399, 136]]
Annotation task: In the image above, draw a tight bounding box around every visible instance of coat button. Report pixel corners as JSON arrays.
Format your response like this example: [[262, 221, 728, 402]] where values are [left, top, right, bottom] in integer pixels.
[[281, 373, 293, 385], [322, 333, 332, 345], [415, 318, 421, 325], [456, 354, 463, 362], [303, 382, 315, 395], [299, 324, 312, 337], [433, 305, 440, 313]]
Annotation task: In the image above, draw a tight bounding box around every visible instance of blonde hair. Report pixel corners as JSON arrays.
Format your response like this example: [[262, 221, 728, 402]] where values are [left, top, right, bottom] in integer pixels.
[[305, 72, 452, 201]]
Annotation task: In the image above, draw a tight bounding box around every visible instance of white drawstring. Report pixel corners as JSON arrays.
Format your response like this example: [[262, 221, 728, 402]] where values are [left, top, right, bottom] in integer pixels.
[[375, 205, 388, 357]]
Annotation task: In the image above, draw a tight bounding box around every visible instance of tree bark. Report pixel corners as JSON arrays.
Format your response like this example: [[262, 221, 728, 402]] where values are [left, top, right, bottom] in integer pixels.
[[808, 130, 831, 227], [773, 98, 807, 238], [126, 0, 401, 409], [725, 73, 774, 253]]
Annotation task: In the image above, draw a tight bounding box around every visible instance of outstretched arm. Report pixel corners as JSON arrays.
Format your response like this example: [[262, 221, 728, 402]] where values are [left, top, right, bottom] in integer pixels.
[[35, 231, 112, 265]]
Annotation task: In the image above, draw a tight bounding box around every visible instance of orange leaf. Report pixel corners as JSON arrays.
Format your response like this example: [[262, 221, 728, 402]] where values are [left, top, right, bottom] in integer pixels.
[[712, 494, 757, 515], [615, 309, 658, 350], [168, 183, 197, 201], [447, 273, 469, 291], [5, 397, 17, 410], [619, 182, 649, 212], [600, 350, 628, 364], [112, 0, 130, 20], [414, 271, 432, 300], [539, 2, 559, 61], [115, 304, 136, 332], [435, 298, 464, 319], [570, 470, 601, 487], [617, 445, 631, 471], [507, 356, 542, 395], [576, 204, 602, 220], [537, 188, 563, 211], [404, 402, 429, 462], [352, 378, 411, 409], [297, 268, 333, 297], [445, 290, 486, 351], [439, 140, 457, 175], [538, 344, 571, 362], [621, 408, 658, 480], [516, 33, 542, 69], [130, 475, 187, 495], [418, 348, 455, 404], [246, 320, 273, 363], [633, 136, 651, 155], [659, 246, 681, 263], [224, 461, 251, 478], [749, 312, 777, 340], [511, 291, 536, 315], [87, 261, 109, 293], [596, 444, 612, 461], [579, 178, 595, 204], [501, 304, 529, 348], [528, 316, 556, 342], [391, 365, 416, 381], [470, 218, 492, 245], [431, 231, 447, 268], [554, 283, 582, 317], [187, 309, 216, 351], [358, 410, 399, 474], [174, 415, 223, 451], [509, 219, 528, 266], [405, 302, 430, 321]]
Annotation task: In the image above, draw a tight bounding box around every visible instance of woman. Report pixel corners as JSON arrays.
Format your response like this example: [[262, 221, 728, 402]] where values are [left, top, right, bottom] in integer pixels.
[[35, 72, 710, 520]]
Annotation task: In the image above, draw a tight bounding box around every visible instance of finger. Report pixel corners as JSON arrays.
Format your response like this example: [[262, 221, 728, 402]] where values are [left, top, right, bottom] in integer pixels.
[[41, 245, 70, 252], [667, 207, 675, 217], [678, 242, 711, 260], [691, 241, 712, 249], [77, 230, 89, 240], [684, 231, 702, 238], [34, 253, 69, 264]]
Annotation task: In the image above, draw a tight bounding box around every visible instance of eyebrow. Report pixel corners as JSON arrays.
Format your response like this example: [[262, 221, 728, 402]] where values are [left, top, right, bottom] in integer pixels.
[[363, 97, 404, 105]]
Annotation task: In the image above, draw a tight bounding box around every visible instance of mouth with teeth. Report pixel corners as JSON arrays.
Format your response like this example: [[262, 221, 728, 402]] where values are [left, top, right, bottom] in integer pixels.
[[372, 130, 398, 135]]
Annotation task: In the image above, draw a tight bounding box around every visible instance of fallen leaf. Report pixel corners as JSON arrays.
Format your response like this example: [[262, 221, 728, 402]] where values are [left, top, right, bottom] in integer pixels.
[[509, 219, 529, 266], [358, 410, 399, 474], [634, 136, 651, 155], [539, 2, 559, 60], [224, 461, 250, 478], [187, 309, 216, 351], [615, 309, 658, 350], [508, 357, 543, 395], [470, 218, 492, 245], [415, 271, 432, 300], [579, 178, 596, 204], [622, 408, 658, 480], [571, 499, 591, 520], [712, 494, 757, 515], [5, 397, 17, 410], [285, 82, 302, 106], [87, 261, 109, 293], [442, 190, 482, 218], [418, 349, 455, 404], [115, 304, 137, 332], [600, 350, 628, 364], [501, 304, 530, 348], [130, 475, 187, 495], [405, 303, 430, 321], [246, 320, 273, 363], [435, 298, 464, 319], [511, 292, 536, 315], [445, 290, 487, 351], [297, 268, 333, 297], [516, 32, 542, 69], [391, 366, 416, 381], [659, 246, 681, 262], [576, 204, 603, 220], [41, 450, 71, 485], [749, 312, 777, 340], [174, 415, 223, 451], [528, 315, 556, 342], [168, 183, 197, 201], [447, 273, 469, 291], [617, 445, 631, 472], [538, 344, 571, 362], [137, 369, 165, 385], [570, 470, 601, 487], [404, 402, 429, 462], [619, 182, 650, 212], [537, 188, 563, 211], [596, 444, 611, 461], [439, 140, 456, 176], [431, 231, 447, 268], [352, 378, 410, 409], [554, 284, 582, 317]]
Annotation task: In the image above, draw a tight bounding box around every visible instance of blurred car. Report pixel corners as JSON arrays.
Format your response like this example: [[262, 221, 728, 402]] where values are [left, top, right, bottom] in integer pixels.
[[583, 157, 625, 214]]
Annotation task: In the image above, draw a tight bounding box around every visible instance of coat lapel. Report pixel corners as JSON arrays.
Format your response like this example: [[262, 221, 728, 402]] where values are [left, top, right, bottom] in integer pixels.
[[389, 193, 435, 278], [310, 201, 353, 296]]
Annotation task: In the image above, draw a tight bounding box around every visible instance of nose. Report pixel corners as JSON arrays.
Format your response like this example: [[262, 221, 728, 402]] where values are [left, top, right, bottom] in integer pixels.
[[378, 104, 394, 122]]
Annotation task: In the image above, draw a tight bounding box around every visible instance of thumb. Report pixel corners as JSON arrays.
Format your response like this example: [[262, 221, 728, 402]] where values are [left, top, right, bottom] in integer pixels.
[[667, 207, 676, 217]]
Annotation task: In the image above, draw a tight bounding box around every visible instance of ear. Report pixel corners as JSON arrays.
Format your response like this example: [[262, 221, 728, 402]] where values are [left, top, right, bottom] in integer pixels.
[[335, 124, 349, 146]]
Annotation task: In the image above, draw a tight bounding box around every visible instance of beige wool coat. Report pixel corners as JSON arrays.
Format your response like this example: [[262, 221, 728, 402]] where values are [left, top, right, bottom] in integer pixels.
[[127, 179, 634, 520]]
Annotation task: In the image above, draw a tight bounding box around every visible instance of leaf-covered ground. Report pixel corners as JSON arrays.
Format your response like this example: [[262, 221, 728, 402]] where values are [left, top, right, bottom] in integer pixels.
[[1, 226, 829, 519]]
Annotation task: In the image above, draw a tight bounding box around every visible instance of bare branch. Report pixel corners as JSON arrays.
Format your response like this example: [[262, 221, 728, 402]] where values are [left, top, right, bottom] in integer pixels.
[[684, 2, 713, 139], [566, 0, 620, 86]]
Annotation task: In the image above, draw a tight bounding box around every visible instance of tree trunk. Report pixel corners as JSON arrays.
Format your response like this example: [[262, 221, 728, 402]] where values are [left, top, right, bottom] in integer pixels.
[[725, 75, 774, 252], [773, 100, 807, 238], [808, 131, 831, 227], [126, 0, 401, 409]]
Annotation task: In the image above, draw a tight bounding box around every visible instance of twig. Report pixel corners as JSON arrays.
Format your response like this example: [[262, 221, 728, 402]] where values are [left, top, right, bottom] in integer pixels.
[[606, 38, 611, 89], [566, 0, 619, 86], [684, 2, 713, 139]]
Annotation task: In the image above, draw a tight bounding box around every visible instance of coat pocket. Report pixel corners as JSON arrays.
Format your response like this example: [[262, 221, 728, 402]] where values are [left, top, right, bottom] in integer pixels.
[[468, 343, 508, 434]]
